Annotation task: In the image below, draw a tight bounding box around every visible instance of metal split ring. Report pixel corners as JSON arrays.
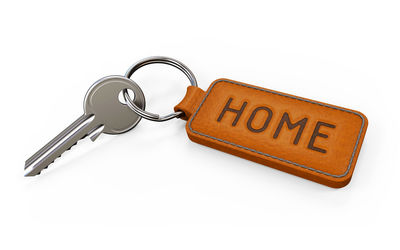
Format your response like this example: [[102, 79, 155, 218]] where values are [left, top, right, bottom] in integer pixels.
[[123, 56, 198, 122]]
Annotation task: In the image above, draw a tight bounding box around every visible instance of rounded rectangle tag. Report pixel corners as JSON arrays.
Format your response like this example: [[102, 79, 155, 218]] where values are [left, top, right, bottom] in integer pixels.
[[181, 79, 368, 188]]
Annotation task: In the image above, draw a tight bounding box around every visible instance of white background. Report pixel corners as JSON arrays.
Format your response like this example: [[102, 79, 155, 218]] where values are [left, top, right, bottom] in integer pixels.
[[1, 0, 399, 249]]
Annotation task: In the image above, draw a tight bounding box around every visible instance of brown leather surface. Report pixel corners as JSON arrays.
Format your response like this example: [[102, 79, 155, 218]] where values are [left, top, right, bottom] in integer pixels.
[[176, 79, 368, 188], [174, 86, 205, 120]]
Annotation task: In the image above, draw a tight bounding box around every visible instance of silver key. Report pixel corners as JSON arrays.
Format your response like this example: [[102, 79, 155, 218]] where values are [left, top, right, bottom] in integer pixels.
[[24, 75, 146, 176]]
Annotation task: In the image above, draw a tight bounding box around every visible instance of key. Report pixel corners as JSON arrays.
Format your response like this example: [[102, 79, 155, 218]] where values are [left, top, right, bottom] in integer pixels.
[[24, 76, 146, 176]]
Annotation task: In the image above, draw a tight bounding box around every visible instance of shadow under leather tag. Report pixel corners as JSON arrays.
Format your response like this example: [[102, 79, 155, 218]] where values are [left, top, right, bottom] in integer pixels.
[[175, 79, 368, 188]]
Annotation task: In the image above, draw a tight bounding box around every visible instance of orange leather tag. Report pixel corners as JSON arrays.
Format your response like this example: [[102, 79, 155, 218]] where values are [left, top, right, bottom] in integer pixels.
[[175, 79, 368, 188]]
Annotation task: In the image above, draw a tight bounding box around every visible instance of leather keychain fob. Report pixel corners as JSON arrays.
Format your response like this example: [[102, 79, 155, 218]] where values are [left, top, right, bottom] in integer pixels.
[[174, 78, 368, 188], [25, 56, 368, 188]]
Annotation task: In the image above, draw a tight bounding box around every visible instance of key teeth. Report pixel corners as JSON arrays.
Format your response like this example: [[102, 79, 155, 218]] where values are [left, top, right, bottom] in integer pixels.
[[66, 142, 78, 151], [27, 135, 86, 176]]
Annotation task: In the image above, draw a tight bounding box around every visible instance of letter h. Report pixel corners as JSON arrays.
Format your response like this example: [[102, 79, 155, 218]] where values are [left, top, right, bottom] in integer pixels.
[[217, 97, 248, 126]]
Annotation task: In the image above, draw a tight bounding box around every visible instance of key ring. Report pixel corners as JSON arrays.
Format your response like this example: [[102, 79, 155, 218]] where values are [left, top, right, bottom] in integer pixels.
[[123, 56, 198, 122]]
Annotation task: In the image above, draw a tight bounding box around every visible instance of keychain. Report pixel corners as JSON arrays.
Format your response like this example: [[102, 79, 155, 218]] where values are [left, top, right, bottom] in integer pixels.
[[25, 56, 368, 188]]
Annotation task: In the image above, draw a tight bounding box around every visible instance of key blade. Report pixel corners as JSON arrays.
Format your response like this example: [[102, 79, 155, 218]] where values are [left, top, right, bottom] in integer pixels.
[[24, 114, 99, 176], [89, 125, 105, 142]]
